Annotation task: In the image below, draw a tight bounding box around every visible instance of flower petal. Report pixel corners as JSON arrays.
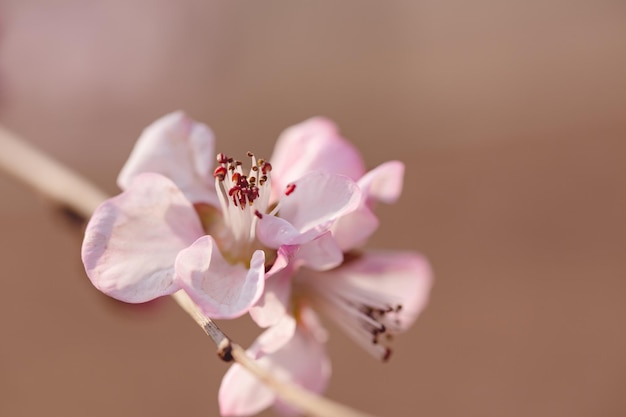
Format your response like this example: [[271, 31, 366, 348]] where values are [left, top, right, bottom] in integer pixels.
[[81, 173, 204, 302], [254, 314, 297, 355], [295, 231, 344, 271], [175, 236, 265, 319], [219, 363, 276, 417], [249, 267, 293, 328], [331, 205, 380, 252], [331, 161, 404, 251], [258, 172, 361, 248], [270, 117, 366, 201], [358, 160, 405, 204], [117, 111, 218, 205], [299, 251, 432, 360], [265, 245, 298, 278], [219, 307, 331, 417]]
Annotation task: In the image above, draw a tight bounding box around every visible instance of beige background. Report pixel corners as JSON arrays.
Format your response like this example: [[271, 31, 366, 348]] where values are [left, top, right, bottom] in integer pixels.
[[1, 1, 625, 416]]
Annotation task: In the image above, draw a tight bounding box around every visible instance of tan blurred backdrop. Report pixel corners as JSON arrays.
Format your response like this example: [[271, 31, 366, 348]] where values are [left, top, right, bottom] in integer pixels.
[[1, 1, 625, 416]]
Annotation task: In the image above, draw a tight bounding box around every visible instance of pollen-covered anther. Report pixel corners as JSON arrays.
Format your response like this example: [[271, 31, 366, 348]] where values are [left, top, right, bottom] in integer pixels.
[[217, 153, 228, 164], [347, 299, 404, 361], [213, 166, 227, 180], [214, 152, 272, 213], [285, 183, 296, 196]]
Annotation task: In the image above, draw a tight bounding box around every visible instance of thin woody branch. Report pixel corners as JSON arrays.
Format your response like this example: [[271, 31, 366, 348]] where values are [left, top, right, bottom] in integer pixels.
[[0, 125, 377, 417]]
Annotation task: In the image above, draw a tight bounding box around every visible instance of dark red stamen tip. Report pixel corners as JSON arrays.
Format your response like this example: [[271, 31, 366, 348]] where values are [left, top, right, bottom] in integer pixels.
[[261, 162, 272, 174], [285, 183, 296, 196], [213, 166, 227, 179], [217, 153, 228, 164], [254, 210, 263, 219]]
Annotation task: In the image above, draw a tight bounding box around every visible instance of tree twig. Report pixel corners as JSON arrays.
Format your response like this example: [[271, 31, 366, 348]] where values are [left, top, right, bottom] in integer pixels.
[[0, 125, 377, 417]]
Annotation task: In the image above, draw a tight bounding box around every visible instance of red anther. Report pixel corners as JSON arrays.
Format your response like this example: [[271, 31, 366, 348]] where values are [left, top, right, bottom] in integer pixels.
[[285, 183, 296, 196], [261, 162, 272, 174], [247, 151, 254, 157], [217, 153, 228, 164], [231, 172, 241, 182], [254, 210, 263, 219], [213, 166, 227, 179]]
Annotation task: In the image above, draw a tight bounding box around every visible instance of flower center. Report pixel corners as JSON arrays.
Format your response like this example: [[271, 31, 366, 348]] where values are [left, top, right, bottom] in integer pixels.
[[212, 152, 272, 263]]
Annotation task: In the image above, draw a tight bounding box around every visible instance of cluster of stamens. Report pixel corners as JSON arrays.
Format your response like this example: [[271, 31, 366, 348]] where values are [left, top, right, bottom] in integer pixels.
[[305, 276, 406, 362], [213, 152, 272, 209], [353, 301, 403, 361], [210, 151, 274, 261]]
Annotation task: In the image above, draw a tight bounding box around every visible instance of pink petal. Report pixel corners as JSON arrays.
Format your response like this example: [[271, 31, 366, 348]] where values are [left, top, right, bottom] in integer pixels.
[[249, 268, 293, 328], [270, 117, 366, 201], [219, 363, 276, 417], [358, 160, 405, 204], [265, 245, 299, 278], [175, 236, 265, 319], [298, 251, 432, 360], [219, 307, 331, 417], [295, 231, 343, 271], [81, 173, 204, 303], [271, 307, 331, 416], [117, 111, 218, 205], [254, 314, 297, 355], [331, 161, 404, 251], [314, 251, 432, 332], [331, 205, 380, 252], [257, 172, 361, 248], [255, 215, 304, 248]]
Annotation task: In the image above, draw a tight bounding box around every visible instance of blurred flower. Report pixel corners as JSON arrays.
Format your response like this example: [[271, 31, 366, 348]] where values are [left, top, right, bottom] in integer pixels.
[[81, 112, 361, 318], [219, 118, 433, 416]]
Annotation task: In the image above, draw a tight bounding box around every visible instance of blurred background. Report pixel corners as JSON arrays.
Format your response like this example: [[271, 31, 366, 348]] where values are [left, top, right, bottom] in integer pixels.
[[1, 1, 625, 416]]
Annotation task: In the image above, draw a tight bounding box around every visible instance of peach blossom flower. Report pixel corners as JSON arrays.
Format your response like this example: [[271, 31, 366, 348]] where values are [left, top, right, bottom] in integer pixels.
[[219, 118, 433, 416], [82, 112, 361, 319]]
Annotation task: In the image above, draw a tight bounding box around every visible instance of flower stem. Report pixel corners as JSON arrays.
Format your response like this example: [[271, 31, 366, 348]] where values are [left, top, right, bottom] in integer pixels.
[[0, 125, 378, 417]]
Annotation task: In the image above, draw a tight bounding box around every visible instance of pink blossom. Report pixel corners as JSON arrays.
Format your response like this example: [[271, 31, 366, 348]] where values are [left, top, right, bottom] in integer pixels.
[[220, 252, 432, 416], [219, 309, 330, 417], [82, 112, 361, 318], [220, 117, 433, 416], [250, 117, 409, 326]]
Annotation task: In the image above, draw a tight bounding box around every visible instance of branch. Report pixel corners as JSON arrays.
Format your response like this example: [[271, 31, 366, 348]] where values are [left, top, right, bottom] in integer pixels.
[[0, 125, 377, 417]]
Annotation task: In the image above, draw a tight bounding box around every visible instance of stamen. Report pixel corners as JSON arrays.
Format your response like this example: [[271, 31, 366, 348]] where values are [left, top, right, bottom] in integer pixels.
[[217, 153, 228, 164], [285, 183, 296, 196], [213, 166, 227, 180], [212, 151, 272, 261], [301, 276, 406, 362]]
